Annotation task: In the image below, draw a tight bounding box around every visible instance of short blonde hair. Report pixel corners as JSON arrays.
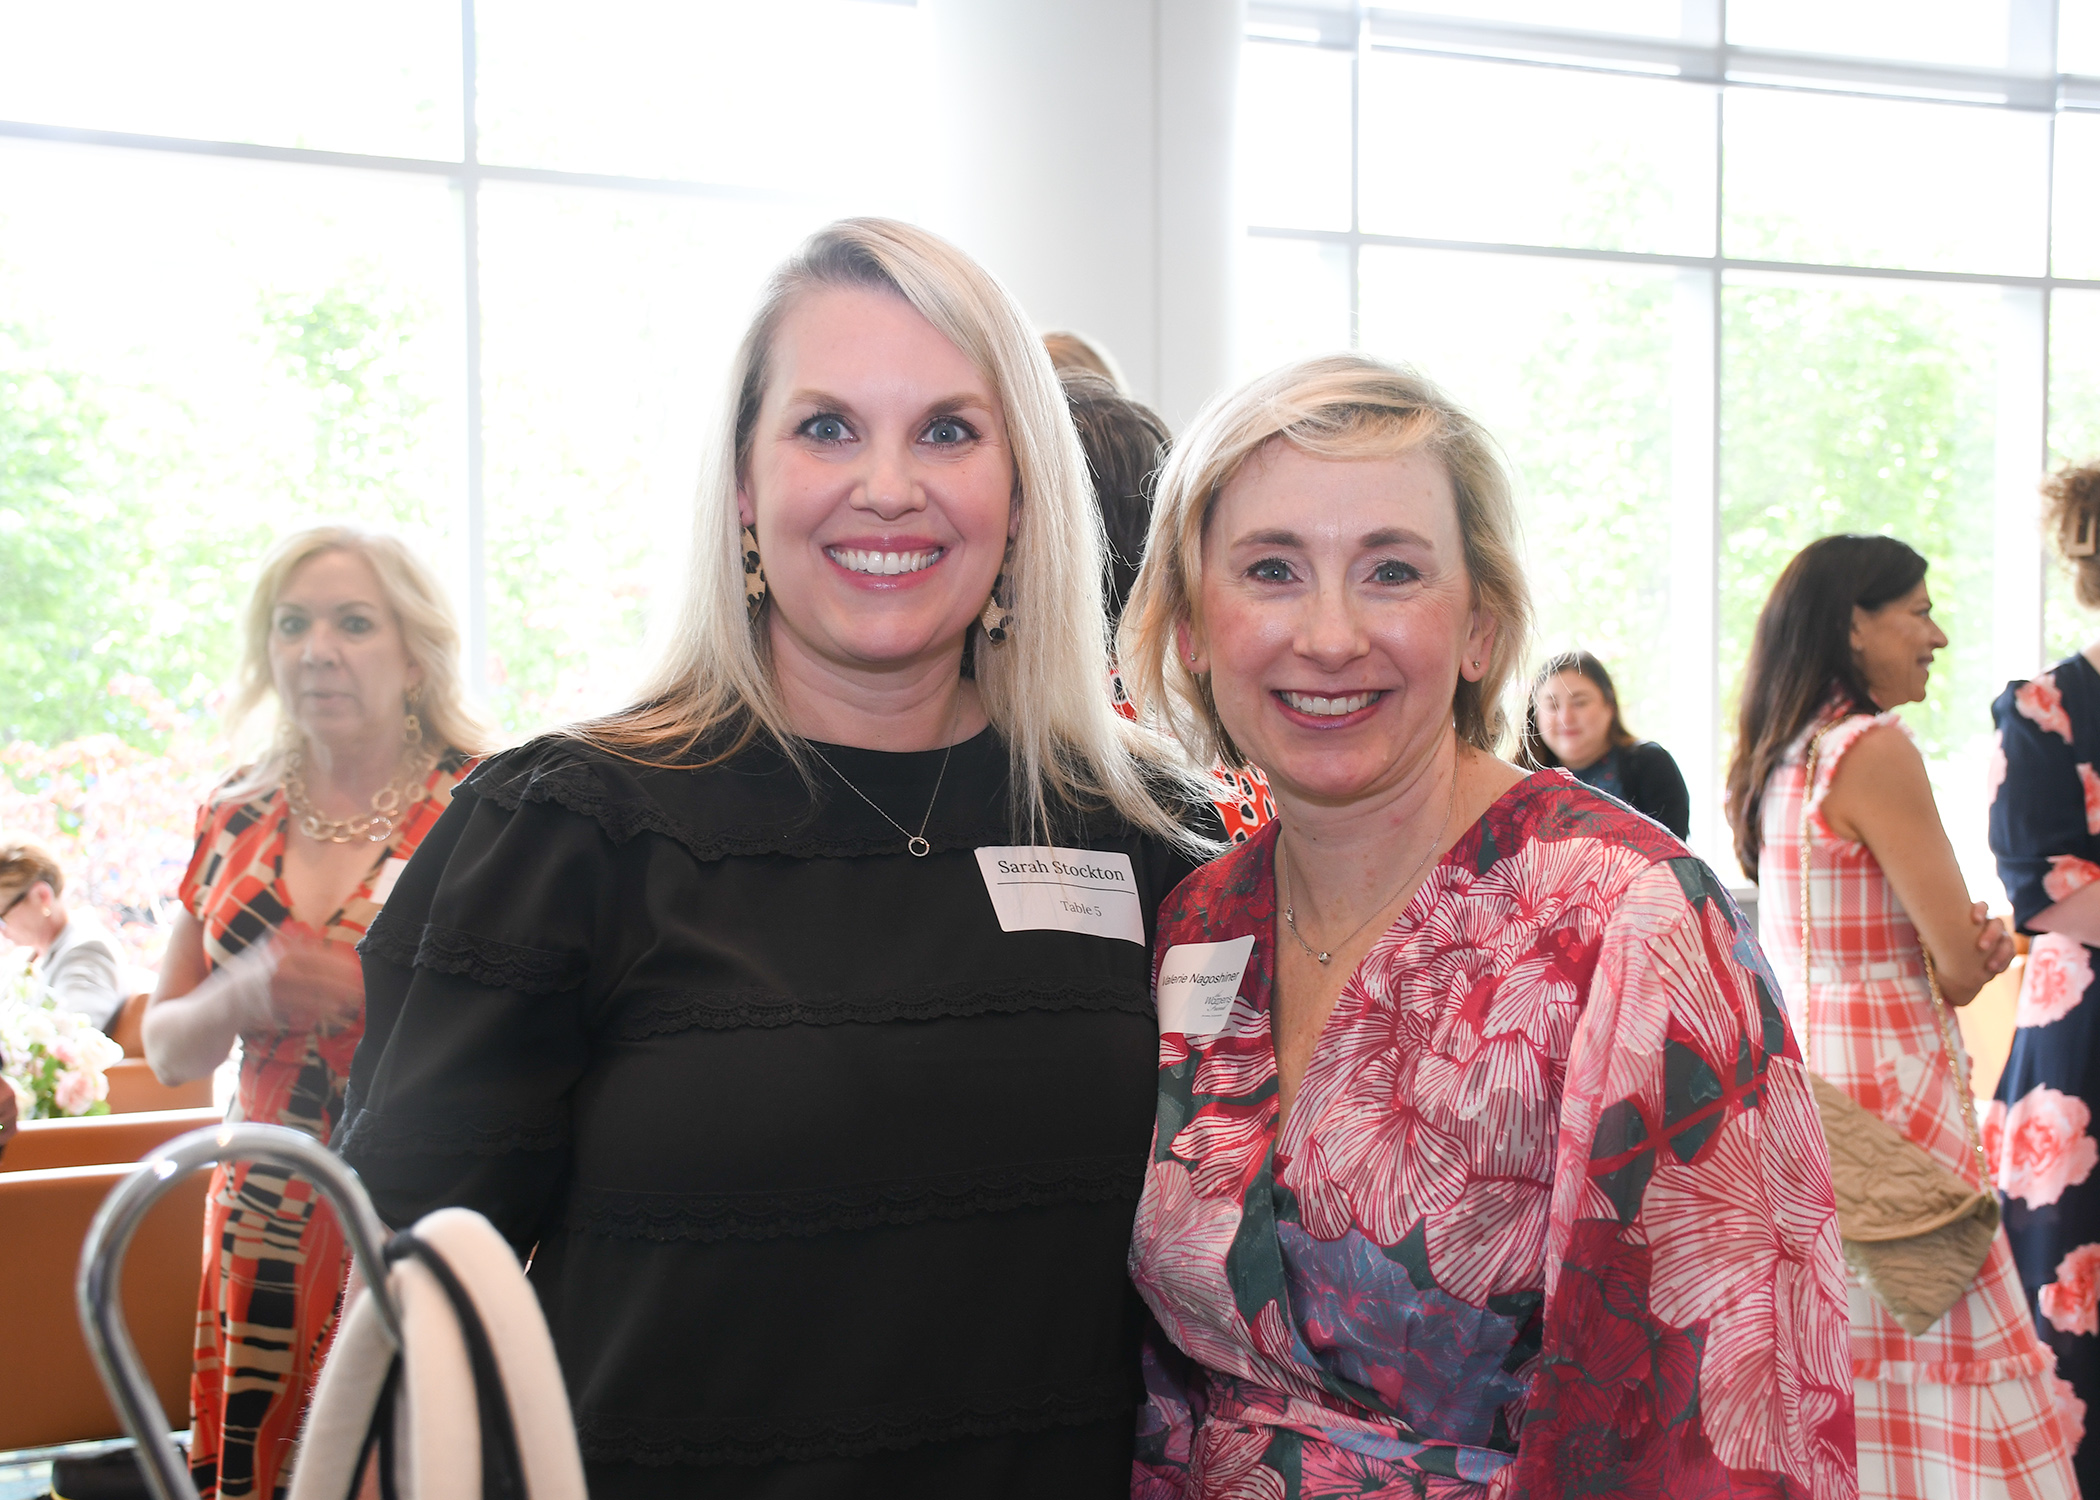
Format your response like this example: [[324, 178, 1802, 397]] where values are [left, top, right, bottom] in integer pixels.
[[0, 836, 64, 904], [584, 218, 1206, 848], [1119, 353, 1531, 765], [226, 525, 492, 795]]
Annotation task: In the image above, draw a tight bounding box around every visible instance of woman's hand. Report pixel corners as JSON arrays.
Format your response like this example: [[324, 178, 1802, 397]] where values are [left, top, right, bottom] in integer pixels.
[[144, 914, 367, 1085], [267, 924, 365, 1032], [1969, 903, 2017, 994]]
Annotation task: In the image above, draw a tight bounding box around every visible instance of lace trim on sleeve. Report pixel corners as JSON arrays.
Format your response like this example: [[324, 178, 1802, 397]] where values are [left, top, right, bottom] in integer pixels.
[[357, 908, 419, 968], [335, 1103, 567, 1160], [357, 918, 586, 994], [565, 1154, 1145, 1242], [615, 978, 1151, 1038], [574, 1374, 1139, 1466]]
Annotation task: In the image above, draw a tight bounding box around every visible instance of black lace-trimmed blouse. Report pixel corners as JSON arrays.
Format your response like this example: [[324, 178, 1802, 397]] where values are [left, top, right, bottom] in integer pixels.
[[339, 728, 1205, 1499]]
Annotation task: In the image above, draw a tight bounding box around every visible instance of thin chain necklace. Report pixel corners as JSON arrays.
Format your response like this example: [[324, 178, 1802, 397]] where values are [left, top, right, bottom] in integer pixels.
[[806, 718, 959, 858], [1278, 778, 1457, 966]]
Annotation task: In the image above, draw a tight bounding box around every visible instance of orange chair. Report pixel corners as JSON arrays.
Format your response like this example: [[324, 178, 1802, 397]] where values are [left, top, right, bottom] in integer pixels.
[[0, 1160, 206, 1449], [106, 991, 150, 1058], [3, 1107, 222, 1173], [104, 1058, 213, 1113]]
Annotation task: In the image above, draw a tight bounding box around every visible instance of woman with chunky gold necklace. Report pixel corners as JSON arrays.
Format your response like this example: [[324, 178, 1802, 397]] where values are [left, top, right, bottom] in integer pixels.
[[141, 525, 489, 1500]]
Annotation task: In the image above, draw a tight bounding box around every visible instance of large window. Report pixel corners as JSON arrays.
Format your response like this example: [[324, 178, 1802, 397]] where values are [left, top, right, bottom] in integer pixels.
[[1242, 1, 2100, 887], [0, 1, 929, 965]]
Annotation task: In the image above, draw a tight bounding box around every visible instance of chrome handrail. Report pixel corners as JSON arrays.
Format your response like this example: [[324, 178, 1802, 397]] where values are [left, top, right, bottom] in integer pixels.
[[75, 1123, 402, 1500]]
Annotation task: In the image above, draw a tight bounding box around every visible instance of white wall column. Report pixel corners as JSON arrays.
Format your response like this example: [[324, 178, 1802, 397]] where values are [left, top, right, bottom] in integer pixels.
[[1154, 0, 1242, 427], [918, 0, 1240, 427]]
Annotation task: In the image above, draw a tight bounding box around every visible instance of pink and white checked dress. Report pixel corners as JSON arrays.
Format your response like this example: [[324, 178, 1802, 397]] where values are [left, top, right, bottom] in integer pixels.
[[1760, 709, 2078, 1500]]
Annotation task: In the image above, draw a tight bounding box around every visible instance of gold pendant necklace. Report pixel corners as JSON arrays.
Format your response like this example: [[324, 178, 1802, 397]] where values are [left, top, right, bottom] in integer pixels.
[[1279, 778, 1456, 966]]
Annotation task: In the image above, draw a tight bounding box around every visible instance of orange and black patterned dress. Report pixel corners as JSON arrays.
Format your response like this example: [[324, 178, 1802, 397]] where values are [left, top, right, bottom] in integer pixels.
[[177, 752, 471, 1500]]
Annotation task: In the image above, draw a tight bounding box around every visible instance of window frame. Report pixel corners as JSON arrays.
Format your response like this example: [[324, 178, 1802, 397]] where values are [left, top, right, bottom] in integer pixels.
[[1246, 0, 2100, 869]]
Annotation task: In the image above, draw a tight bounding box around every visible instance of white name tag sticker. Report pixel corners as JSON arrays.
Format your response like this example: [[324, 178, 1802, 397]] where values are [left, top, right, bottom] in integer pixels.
[[1156, 936, 1256, 1038], [974, 846, 1146, 945], [367, 856, 411, 906]]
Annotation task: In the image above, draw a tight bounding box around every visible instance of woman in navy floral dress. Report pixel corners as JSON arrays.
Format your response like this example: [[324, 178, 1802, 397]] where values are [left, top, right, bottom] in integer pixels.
[[1989, 459, 2100, 1494]]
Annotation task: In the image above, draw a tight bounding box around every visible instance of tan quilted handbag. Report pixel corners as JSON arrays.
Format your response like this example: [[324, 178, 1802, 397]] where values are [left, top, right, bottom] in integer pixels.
[[1800, 721, 1999, 1338]]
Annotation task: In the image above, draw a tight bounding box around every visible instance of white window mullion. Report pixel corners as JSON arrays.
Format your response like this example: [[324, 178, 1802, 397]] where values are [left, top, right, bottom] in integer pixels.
[[461, 0, 488, 701], [1996, 286, 2049, 684], [1670, 266, 1722, 865]]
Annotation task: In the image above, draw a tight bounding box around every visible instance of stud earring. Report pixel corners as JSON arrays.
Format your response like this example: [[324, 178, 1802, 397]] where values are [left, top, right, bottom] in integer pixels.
[[980, 544, 1014, 645], [741, 525, 767, 618]]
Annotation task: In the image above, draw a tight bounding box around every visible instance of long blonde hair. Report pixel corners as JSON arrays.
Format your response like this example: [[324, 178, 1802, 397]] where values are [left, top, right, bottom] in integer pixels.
[[224, 524, 492, 797], [580, 217, 1208, 848], [1119, 353, 1532, 766]]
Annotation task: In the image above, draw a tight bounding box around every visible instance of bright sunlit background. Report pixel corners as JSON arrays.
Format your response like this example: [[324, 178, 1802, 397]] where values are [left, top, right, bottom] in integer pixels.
[[3, 0, 2099, 967], [1243, 0, 2100, 891]]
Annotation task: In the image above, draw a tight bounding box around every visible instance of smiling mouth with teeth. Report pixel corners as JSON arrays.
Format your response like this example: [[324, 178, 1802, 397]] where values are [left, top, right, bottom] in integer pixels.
[[1279, 690, 1383, 717], [827, 547, 944, 577]]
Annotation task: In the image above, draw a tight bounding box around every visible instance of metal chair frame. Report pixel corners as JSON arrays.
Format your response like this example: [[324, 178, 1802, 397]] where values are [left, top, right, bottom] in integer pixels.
[[75, 1124, 403, 1500]]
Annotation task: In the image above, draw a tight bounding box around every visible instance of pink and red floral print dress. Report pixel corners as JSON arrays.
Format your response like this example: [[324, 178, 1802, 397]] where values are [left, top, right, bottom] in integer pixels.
[[1991, 656, 2100, 1498], [1132, 771, 1855, 1498], [1763, 707, 2077, 1500]]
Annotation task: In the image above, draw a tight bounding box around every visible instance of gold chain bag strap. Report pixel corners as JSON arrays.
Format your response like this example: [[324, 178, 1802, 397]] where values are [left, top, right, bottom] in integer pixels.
[[1799, 718, 2000, 1337]]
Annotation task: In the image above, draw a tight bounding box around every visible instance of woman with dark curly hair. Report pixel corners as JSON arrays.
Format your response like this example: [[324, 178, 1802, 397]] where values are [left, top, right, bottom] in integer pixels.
[[1990, 459, 2100, 1496]]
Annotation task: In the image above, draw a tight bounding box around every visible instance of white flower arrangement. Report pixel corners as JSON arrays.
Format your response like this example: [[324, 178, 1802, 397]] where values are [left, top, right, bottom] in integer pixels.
[[0, 949, 125, 1119]]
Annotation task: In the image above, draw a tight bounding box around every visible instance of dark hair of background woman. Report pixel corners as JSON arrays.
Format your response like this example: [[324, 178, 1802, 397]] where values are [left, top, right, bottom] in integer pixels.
[[1724, 533, 1929, 879], [1518, 649, 1636, 770], [1062, 369, 1170, 625]]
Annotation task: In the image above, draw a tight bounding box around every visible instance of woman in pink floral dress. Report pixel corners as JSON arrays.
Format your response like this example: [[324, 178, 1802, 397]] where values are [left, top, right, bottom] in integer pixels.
[[1731, 533, 2075, 1500], [1116, 353, 1855, 1498]]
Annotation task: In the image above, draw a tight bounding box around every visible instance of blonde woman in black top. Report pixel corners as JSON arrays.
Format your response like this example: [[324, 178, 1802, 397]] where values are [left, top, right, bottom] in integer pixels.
[[341, 220, 1214, 1499]]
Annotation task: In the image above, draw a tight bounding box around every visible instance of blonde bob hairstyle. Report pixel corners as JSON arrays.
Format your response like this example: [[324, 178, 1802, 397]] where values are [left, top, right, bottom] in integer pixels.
[[224, 524, 492, 799], [1119, 353, 1532, 767], [581, 217, 1207, 849]]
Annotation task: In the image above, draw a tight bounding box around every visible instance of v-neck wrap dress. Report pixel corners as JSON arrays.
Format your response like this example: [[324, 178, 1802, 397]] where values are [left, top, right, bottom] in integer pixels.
[[178, 752, 472, 1500], [338, 729, 1206, 1498], [1129, 772, 1855, 1498]]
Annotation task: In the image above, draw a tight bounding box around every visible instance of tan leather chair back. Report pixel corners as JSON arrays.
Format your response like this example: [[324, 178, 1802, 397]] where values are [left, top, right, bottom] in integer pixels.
[[2, 1107, 222, 1174], [104, 1058, 213, 1113], [0, 1162, 206, 1449], [107, 991, 151, 1058]]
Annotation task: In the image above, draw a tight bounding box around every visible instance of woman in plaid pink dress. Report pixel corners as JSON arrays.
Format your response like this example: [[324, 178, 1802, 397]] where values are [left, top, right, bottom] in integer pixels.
[[1731, 534, 2077, 1500]]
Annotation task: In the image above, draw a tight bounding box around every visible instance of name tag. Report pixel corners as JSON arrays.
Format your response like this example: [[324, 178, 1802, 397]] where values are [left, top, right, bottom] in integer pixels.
[[367, 856, 411, 906], [1156, 936, 1256, 1037], [973, 846, 1145, 945]]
